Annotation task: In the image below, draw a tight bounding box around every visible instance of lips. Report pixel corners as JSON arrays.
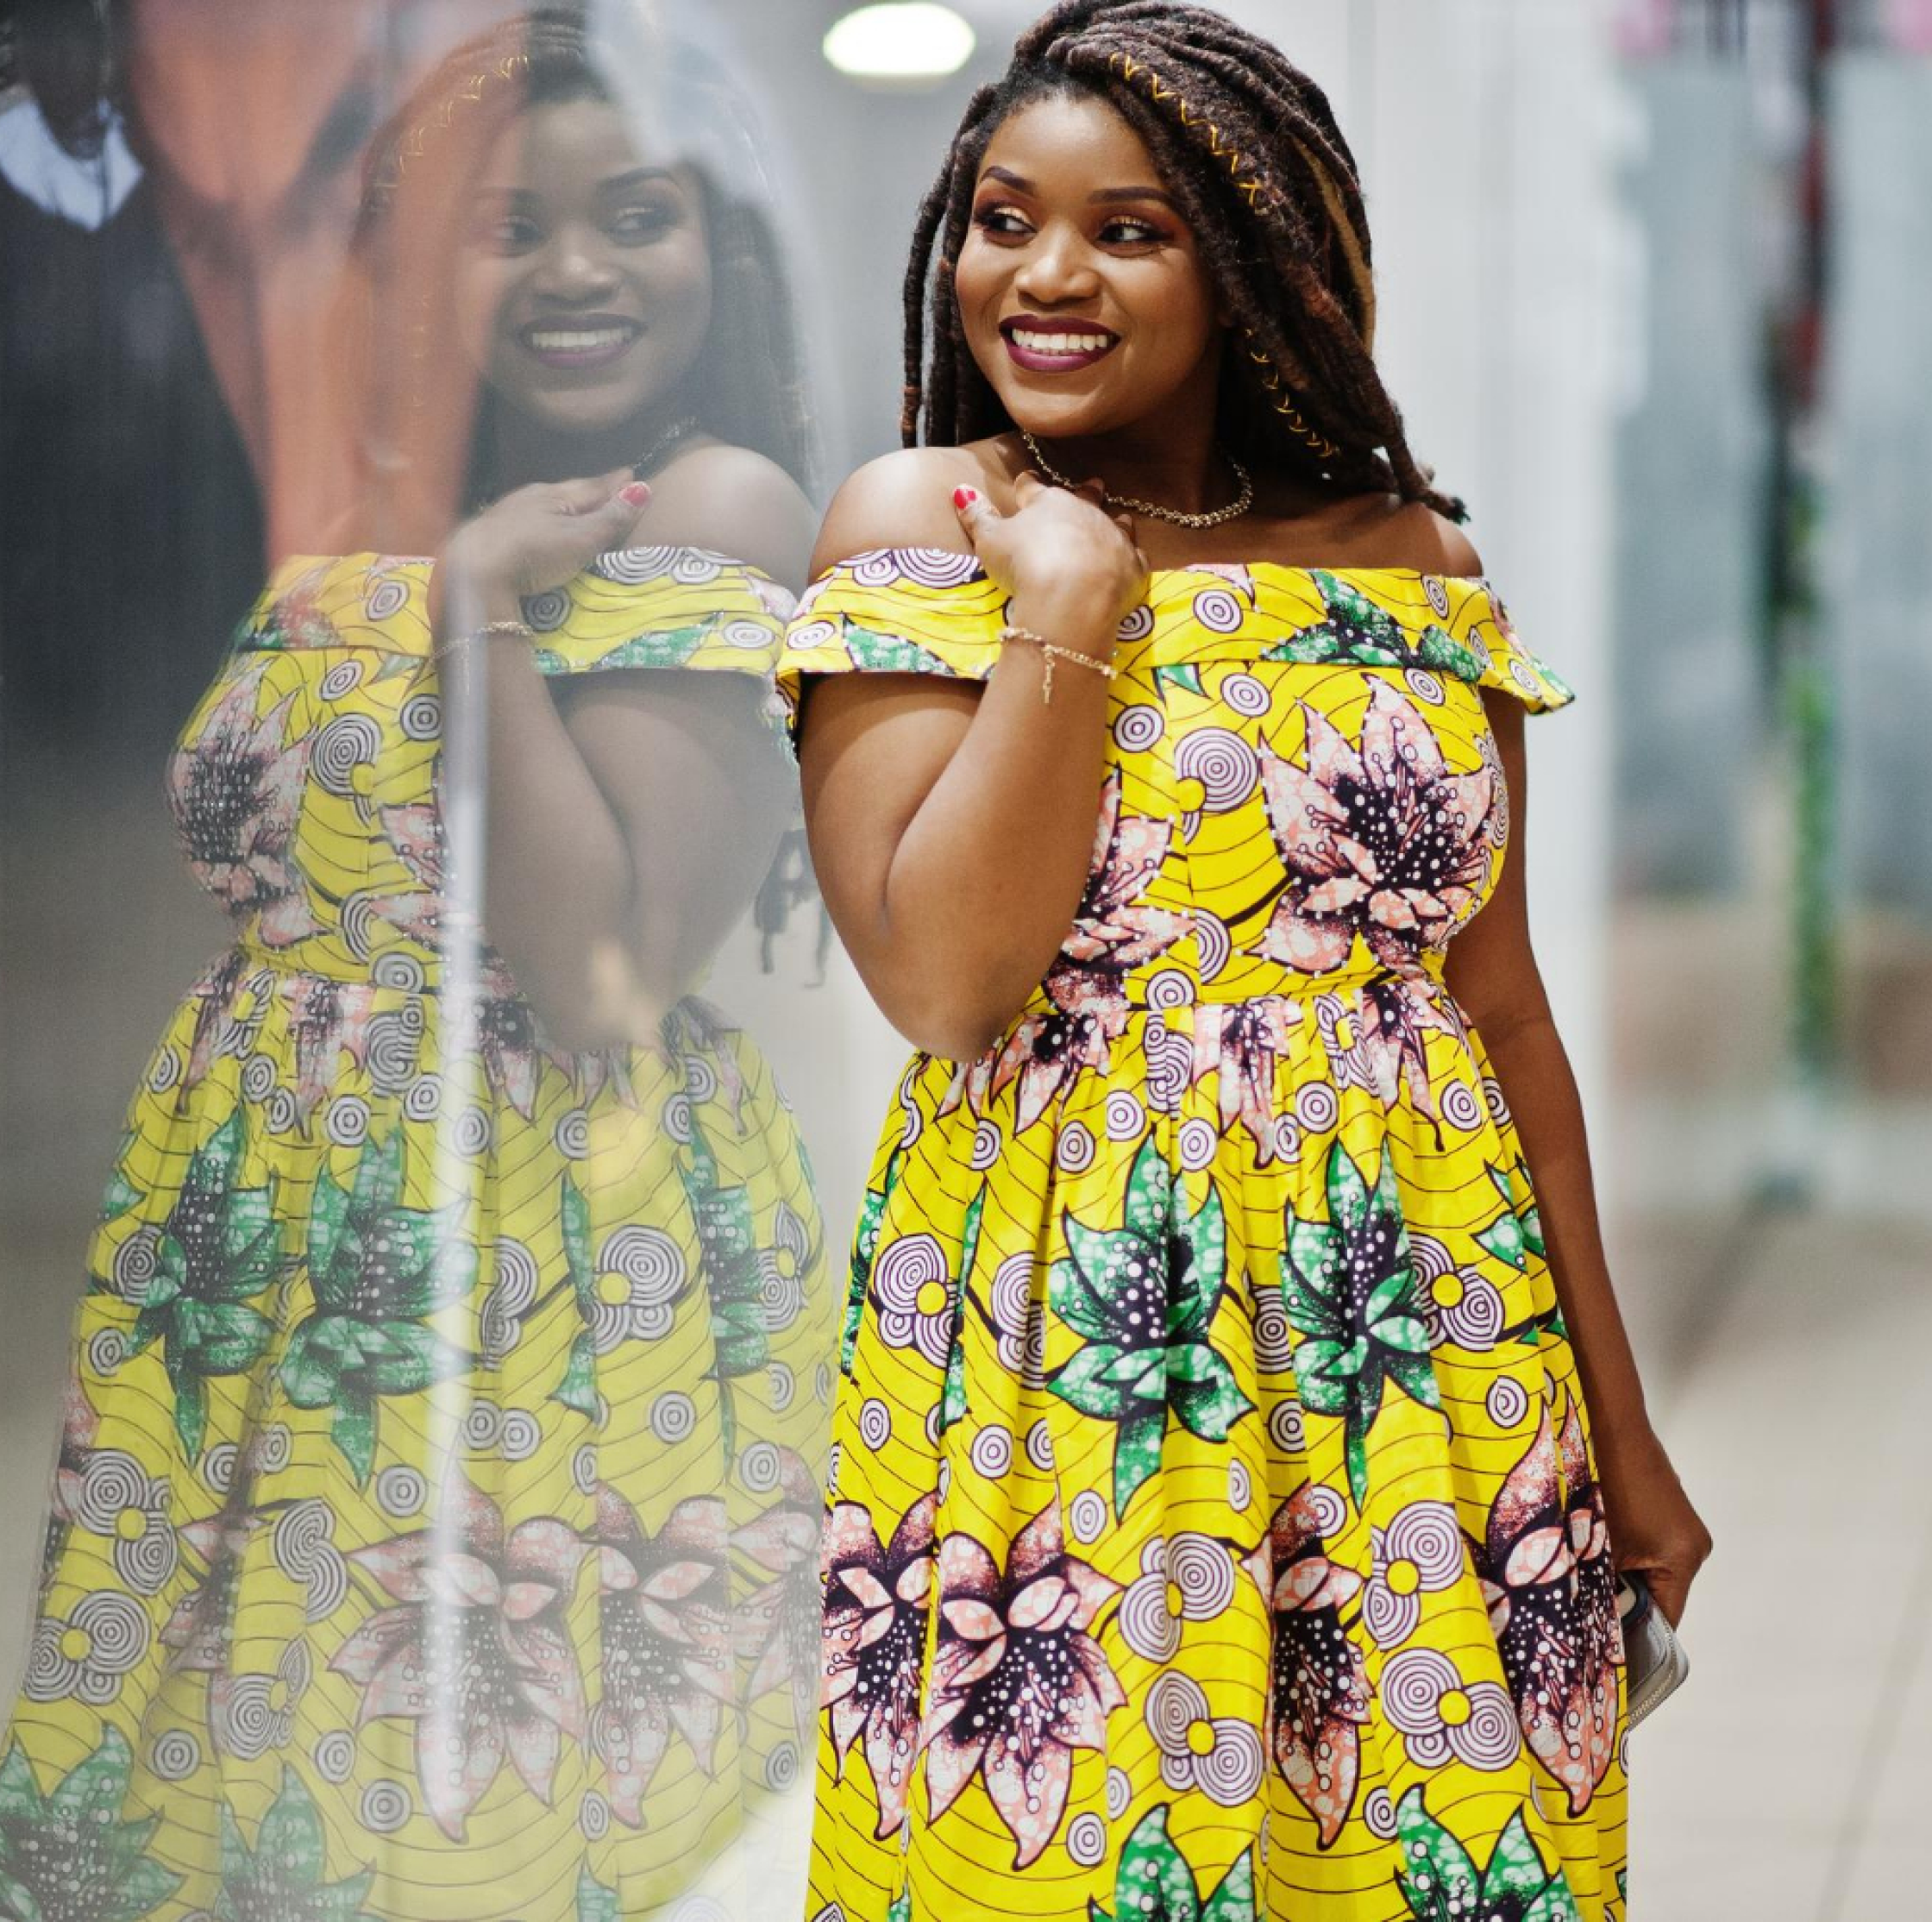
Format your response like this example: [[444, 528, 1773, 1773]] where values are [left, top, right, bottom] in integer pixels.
[[1000, 316, 1120, 374], [518, 316, 642, 372]]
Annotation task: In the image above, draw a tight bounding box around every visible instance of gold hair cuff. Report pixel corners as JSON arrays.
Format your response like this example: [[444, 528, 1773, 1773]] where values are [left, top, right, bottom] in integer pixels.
[[998, 625, 1118, 705]]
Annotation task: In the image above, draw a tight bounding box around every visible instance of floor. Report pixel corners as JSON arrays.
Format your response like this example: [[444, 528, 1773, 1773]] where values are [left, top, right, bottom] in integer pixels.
[[2, 750, 1928, 1920]]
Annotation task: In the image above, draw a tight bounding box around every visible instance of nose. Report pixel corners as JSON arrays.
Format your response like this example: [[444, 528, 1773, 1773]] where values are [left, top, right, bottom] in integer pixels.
[[532, 223, 621, 304], [1014, 220, 1102, 305]]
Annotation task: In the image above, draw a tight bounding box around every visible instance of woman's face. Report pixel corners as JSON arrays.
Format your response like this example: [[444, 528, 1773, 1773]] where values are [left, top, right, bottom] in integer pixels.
[[455, 97, 713, 438], [953, 90, 1224, 442]]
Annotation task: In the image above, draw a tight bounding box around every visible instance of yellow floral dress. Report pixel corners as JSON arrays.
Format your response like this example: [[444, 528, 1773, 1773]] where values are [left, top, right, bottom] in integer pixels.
[[1, 550, 829, 1922], [775, 552, 1628, 1922]]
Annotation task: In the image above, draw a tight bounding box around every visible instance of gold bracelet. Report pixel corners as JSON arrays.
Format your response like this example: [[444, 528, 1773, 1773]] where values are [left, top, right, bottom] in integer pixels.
[[997, 624, 1118, 705], [434, 618, 533, 663]]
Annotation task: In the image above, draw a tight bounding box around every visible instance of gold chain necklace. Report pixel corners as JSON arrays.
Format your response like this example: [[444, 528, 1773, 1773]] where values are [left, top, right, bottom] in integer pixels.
[[1019, 427, 1253, 529]]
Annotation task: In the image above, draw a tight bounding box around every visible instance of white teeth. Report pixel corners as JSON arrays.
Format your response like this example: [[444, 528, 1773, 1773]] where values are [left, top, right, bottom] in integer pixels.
[[1012, 329, 1113, 355], [530, 327, 635, 352]]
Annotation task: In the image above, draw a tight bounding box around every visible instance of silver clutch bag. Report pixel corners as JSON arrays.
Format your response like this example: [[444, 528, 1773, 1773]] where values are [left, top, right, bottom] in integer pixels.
[[1618, 1572, 1690, 1730]]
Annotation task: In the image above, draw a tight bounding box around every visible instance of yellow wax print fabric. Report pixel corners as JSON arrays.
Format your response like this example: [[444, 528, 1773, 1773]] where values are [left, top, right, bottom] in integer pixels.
[[2, 550, 831, 1922], [775, 552, 1627, 1922]]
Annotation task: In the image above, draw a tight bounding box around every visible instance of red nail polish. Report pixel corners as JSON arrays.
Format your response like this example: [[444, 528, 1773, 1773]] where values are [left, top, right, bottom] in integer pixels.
[[619, 481, 651, 506], [952, 485, 980, 510]]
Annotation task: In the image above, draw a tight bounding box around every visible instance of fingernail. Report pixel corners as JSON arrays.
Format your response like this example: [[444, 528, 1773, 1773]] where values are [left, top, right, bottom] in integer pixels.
[[619, 481, 651, 506], [952, 485, 980, 511]]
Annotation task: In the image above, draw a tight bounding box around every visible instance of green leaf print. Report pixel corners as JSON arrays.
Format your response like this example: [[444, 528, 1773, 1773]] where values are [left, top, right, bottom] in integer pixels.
[[844, 623, 958, 677], [531, 620, 712, 675], [938, 1188, 985, 1434], [576, 1864, 619, 1922], [1477, 1157, 1546, 1271], [1392, 1789, 1581, 1922], [1280, 1140, 1442, 1511], [215, 1768, 380, 1922], [0, 1730, 181, 1922], [845, 1145, 904, 1377], [887, 1894, 913, 1922], [1156, 663, 1206, 699], [1047, 1140, 1253, 1517], [280, 1129, 475, 1482], [1089, 1806, 1257, 1922], [1258, 572, 1483, 681], [682, 1146, 768, 1382], [123, 1114, 284, 1454]]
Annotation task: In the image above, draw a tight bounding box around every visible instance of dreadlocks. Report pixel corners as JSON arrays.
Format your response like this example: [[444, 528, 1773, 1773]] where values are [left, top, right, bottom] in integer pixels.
[[902, 0, 1463, 521]]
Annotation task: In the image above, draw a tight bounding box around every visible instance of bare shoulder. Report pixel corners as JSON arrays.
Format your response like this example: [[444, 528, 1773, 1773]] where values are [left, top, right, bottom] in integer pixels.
[[1362, 497, 1484, 576], [809, 443, 1001, 578], [643, 442, 818, 590]]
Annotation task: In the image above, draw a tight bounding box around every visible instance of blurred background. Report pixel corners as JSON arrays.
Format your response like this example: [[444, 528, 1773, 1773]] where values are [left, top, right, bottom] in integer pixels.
[[3, 0, 1929, 1917]]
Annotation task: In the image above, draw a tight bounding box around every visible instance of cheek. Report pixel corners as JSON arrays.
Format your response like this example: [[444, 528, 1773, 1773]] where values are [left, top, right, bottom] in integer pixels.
[[642, 235, 713, 331], [951, 241, 1007, 324], [454, 260, 511, 369]]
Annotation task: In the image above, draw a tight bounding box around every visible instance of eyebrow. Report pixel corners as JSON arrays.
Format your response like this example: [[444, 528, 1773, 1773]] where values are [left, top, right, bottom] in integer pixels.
[[473, 166, 683, 206], [979, 166, 1182, 214], [600, 166, 683, 195]]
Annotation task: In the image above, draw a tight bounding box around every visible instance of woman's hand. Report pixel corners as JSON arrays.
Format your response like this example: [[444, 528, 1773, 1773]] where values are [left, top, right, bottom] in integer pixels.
[[1598, 1426, 1713, 1628], [442, 469, 653, 603], [952, 468, 1149, 642]]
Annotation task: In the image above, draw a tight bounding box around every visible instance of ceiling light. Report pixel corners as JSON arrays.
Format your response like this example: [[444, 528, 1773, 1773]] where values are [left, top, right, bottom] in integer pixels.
[[823, 3, 976, 85]]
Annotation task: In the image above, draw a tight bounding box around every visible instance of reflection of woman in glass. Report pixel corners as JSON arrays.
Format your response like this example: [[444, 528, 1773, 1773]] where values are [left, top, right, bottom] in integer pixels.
[[781, 4, 1708, 1920], [2, 10, 827, 1919]]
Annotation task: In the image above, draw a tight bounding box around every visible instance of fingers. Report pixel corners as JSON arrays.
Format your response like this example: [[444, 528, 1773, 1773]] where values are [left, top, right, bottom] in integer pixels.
[[549, 469, 636, 517], [1642, 1567, 1692, 1630], [951, 483, 996, 546], [1621, 1554, 1696, 1629]]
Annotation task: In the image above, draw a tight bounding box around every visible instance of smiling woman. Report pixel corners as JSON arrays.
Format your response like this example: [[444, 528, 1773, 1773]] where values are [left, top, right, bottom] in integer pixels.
[[0, 9, 834, 1922], [780, 3, 1709, 1920]]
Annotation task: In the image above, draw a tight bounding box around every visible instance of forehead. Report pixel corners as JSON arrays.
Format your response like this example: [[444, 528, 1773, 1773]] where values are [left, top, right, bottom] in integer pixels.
[[977, 91, 1167, 192], [474, 96, 674, 192]]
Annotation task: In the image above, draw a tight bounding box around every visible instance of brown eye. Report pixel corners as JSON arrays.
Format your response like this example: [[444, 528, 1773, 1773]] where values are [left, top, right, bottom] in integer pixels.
[[972, 204, 1032, 237], [609, 201, 679, 244]]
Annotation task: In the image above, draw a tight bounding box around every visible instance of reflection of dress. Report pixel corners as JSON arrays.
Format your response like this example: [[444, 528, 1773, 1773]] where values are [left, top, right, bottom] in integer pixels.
[[777, 556, 1627, 1922], [3, 550, 829, 1921]]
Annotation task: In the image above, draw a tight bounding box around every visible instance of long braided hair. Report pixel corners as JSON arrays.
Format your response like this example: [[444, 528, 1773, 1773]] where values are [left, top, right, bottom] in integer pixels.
[[347, 4, 816, 550], [903, 0, 1463, 521]]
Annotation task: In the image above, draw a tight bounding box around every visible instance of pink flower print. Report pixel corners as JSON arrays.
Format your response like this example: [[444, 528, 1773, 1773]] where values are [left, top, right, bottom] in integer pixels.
[[822, 1492, 938, 1840], [1348, 977, 1468, 1143], [172, 665, 318, 941], [1256, 682, 1495, 978], [184, 953, 249, 1090], [732, 1448, 825, 1748], [367, 800, 448, 948], [286, 977, 373, 1126], [589, 1489, 731, 1828], [966, 772, 1187, 1132], [330, 1474, 588, 1839], [1243, 1485, 1371, 1847], [1187, 999, 1297, 1164], [1469, 1397, 1621, 1815], [920, 1505, 1124, 1868]]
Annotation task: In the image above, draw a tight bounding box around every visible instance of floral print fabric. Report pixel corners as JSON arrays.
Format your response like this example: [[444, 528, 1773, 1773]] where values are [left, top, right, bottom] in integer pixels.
[[775, 556, 1627, 1921], [2, 550, 828, 1922]]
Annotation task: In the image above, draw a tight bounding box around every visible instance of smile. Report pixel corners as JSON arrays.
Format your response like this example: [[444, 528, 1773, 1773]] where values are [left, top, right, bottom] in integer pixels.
[[518, 318, 642, 371], [1000, 317, 1120, 373]]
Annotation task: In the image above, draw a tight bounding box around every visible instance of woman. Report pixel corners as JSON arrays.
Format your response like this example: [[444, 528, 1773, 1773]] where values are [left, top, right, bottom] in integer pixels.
[[1, 10, 829, 1920], [778, 4, 1709, 1919]]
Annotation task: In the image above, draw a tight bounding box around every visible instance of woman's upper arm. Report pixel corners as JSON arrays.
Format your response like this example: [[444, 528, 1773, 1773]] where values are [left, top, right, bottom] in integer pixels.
[[1442, 688, 1556, 1040], [798, 672, 977, 960]]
